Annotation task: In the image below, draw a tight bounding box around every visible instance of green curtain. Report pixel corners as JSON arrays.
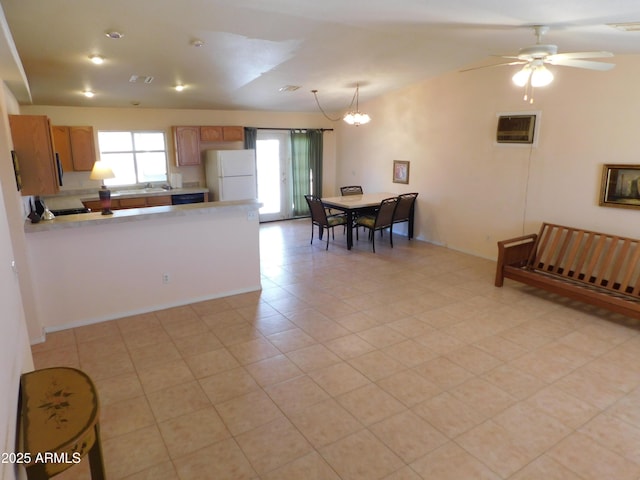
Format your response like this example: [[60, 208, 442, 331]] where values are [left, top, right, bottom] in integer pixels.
[[290, 129, 323, 216], [244, 127, 257, 150]]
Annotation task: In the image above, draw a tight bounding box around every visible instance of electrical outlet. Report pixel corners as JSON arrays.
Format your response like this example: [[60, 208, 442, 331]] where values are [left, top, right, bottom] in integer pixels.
[[162, 273, 170, 284]]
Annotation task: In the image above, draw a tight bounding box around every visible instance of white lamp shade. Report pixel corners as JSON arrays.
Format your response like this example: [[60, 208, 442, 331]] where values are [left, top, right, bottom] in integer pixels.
[[530, 65, 554, 87], [512, 66, 532, 87], [89, 161, 115, 181], [343, 111, 371, 126]]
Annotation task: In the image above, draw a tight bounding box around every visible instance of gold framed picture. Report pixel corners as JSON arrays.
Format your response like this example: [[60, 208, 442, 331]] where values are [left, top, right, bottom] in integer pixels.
[[393, 160, 409, 184], [599, 164, 640, 210]]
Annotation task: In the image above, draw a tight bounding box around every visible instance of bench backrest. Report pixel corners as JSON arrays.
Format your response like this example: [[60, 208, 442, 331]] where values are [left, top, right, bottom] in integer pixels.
[[529, 223, 640, 299]]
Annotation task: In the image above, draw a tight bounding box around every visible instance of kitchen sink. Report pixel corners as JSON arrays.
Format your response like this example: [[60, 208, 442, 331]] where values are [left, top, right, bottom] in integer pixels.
[[115, 187, 167, 195]]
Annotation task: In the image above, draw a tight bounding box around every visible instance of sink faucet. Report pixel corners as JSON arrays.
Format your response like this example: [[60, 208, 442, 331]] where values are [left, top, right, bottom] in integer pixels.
[[145, 182, 152, 188]]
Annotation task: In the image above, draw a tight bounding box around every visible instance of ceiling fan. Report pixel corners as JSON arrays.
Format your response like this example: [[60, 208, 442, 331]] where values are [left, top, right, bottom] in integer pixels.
[[464, 25, 615, 102]]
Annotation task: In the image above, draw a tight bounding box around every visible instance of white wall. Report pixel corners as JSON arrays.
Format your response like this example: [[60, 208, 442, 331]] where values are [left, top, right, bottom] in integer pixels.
[[335, 55, 640, 259], [0, 83, 34, 480], [25, 204, 261, 332]]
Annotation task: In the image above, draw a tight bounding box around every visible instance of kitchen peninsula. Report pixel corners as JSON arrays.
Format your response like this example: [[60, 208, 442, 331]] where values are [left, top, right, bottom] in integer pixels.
[[23, 199, 262, 341]]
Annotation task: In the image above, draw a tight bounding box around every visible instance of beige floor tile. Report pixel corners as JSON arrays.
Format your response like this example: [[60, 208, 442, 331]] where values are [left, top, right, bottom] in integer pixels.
[[525, 385, 600, 429], [320, 429, 404, 480], [227, 337, 281, 365], [449, 377, 516, 418], [137, 358, 195, 393], [444, 344, 503, 375], [31, 329, 76, 354], [553, 365, 628, 409], [173, 438, 257, 480], [199, 367, 260, 404], [348, 350, 404, 382], [383, 339, 438, 367], [183, 347, 239, 379], [261, 451, 340, 480], [121, 461, 179, 480], [410, 442, 500, 480], [473, 334, 528, 362], [264, 375, 330, 415], [74, 320, 120, 343], [245, 354, 303, 387], [369, 410, 448, 463], [381, 466, 422, 480], [79, 349, 134, 381], [100, 395, 156, 440], [128, 341, 181, 371], [189, 297, 233, 316], [509, 455, 584, 480], [250, 313, 297, 336], [579, 413, 640, 464], [548, 432, 640, 480], [266, 327, 317, 352], [412, 356, 475, 389], [162, 318, 210, 340], [102, 425, 169, 479], [158, 406, 231, 458], [121, 324, 172, 350], [325, 333, 377, 359], [146, 380, 211, 422], [32, 346, 80, 370], [413, 329, 466, 355], [235, 417, 313, 474], [337, 383, 405, 426], [481, 364, 547, 400], [608, 388, 640, 428], [171, 331, 224, 356], [332, 311, 381, 333], [377, 369, 441, 407], [215, 389, 285, 435], [289, 398, 363, 448], [212, 322, 263, 346], [77, 335, 128, 363], [93, 371, 144, 406], [116, 312, 161, 335], [412, 392, 487, 438], [287, 343, 341, 372], [356, 325, 407, 349], [309, 362, 371, 396]]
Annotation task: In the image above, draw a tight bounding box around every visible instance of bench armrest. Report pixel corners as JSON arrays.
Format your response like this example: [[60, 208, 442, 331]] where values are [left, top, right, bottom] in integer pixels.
[[495, 233, 537, 286]]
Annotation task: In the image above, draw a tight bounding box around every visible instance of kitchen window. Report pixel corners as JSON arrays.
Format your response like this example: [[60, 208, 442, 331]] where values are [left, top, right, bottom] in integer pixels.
[[97, 131, 168, 186]]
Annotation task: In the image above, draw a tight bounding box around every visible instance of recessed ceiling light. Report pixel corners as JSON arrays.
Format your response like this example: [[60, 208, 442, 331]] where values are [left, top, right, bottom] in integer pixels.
[[83, 90, 95, 98], [175, 84, 185, 92], [279, 85, 301, 92], [105, 31, 124, 39], [191, 39, 205, 47], [89, 54, 104, 65]]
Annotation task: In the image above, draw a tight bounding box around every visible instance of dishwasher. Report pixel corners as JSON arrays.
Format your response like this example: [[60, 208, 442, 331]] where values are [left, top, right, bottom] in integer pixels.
[[171, 192, 205, 205]]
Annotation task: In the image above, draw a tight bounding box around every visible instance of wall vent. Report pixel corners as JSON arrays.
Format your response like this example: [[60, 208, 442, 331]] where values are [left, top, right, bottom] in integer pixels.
[[129, 75, 155, 84], [496, 114, 536, 144]]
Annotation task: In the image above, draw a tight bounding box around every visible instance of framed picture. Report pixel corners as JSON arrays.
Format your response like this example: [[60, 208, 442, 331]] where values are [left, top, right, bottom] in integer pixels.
[[599, 164, 640, 209], [393, 160, 410, 184]]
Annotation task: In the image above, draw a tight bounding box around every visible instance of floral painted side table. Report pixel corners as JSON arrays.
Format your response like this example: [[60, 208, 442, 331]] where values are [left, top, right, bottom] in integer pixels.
[[18, 367, 105, 479]]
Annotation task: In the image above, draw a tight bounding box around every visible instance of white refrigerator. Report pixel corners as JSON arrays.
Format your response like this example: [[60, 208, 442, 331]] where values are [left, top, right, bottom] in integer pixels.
[[205, 149, 257, 201]]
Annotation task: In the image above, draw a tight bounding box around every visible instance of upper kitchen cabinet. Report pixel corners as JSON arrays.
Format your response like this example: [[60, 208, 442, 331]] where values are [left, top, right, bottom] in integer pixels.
[[9, 115, 61, 196], [51, 126, 97, 172], [200, 125, 245, 143], [173, 126, 201, 166]]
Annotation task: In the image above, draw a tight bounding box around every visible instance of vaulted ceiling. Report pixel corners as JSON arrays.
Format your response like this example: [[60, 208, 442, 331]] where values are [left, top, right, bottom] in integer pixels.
[[1, 0, 640, 111]]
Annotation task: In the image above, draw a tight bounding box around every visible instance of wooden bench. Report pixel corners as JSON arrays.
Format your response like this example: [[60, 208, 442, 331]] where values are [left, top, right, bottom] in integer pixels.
[[495, 222, 640, 320]]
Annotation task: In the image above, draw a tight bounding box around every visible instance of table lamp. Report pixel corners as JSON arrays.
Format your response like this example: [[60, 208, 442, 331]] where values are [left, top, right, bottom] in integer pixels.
[[89, 161, 115, 215]]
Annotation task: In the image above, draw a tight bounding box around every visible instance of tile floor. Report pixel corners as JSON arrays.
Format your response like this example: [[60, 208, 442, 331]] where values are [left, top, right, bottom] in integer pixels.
[[31, 219, 640, 479]]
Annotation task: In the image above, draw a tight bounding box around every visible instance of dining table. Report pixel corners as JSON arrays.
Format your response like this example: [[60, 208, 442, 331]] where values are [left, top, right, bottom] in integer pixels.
[[321, 192, 403, 250]]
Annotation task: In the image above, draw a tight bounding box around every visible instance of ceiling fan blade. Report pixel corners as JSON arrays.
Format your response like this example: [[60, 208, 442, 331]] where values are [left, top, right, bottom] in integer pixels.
[[550, 51, 614, 60], [460, 61, 526, 72], [546, 57, 615, 70]]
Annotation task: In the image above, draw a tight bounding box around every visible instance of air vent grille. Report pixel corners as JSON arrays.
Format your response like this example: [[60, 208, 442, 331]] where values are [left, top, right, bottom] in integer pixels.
[[129, 75, 155, 84]]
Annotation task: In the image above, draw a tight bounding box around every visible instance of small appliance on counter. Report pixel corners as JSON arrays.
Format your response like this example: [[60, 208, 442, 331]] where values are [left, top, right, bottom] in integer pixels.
[[205, 149, 257, 201]]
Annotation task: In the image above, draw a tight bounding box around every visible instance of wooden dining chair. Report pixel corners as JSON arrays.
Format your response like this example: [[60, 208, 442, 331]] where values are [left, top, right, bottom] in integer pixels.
[[304, 194, 347, 250], [392, 192, 418, 239], [340, 185, 364, 196], [355, 196, 399, 252]]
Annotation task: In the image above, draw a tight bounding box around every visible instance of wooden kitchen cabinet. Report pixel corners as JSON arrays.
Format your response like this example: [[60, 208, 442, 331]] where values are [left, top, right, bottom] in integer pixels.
[[200, 125, 244, 142], [173, 126, 201, 166], [146, 195, 172, 206], [200, 126, 223, 142], [222, 126, 244, 142], [83, 195, 172, 212], [9, 115, 61, 196], [51, 126, 97, 172]]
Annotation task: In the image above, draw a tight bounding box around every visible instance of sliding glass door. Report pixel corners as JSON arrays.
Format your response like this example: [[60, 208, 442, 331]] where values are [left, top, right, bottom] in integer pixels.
[[256, 130, 292, 222]]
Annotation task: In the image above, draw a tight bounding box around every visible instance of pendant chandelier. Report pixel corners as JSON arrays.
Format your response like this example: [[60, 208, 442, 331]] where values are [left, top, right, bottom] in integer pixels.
[[312, 83, 371, 126]]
